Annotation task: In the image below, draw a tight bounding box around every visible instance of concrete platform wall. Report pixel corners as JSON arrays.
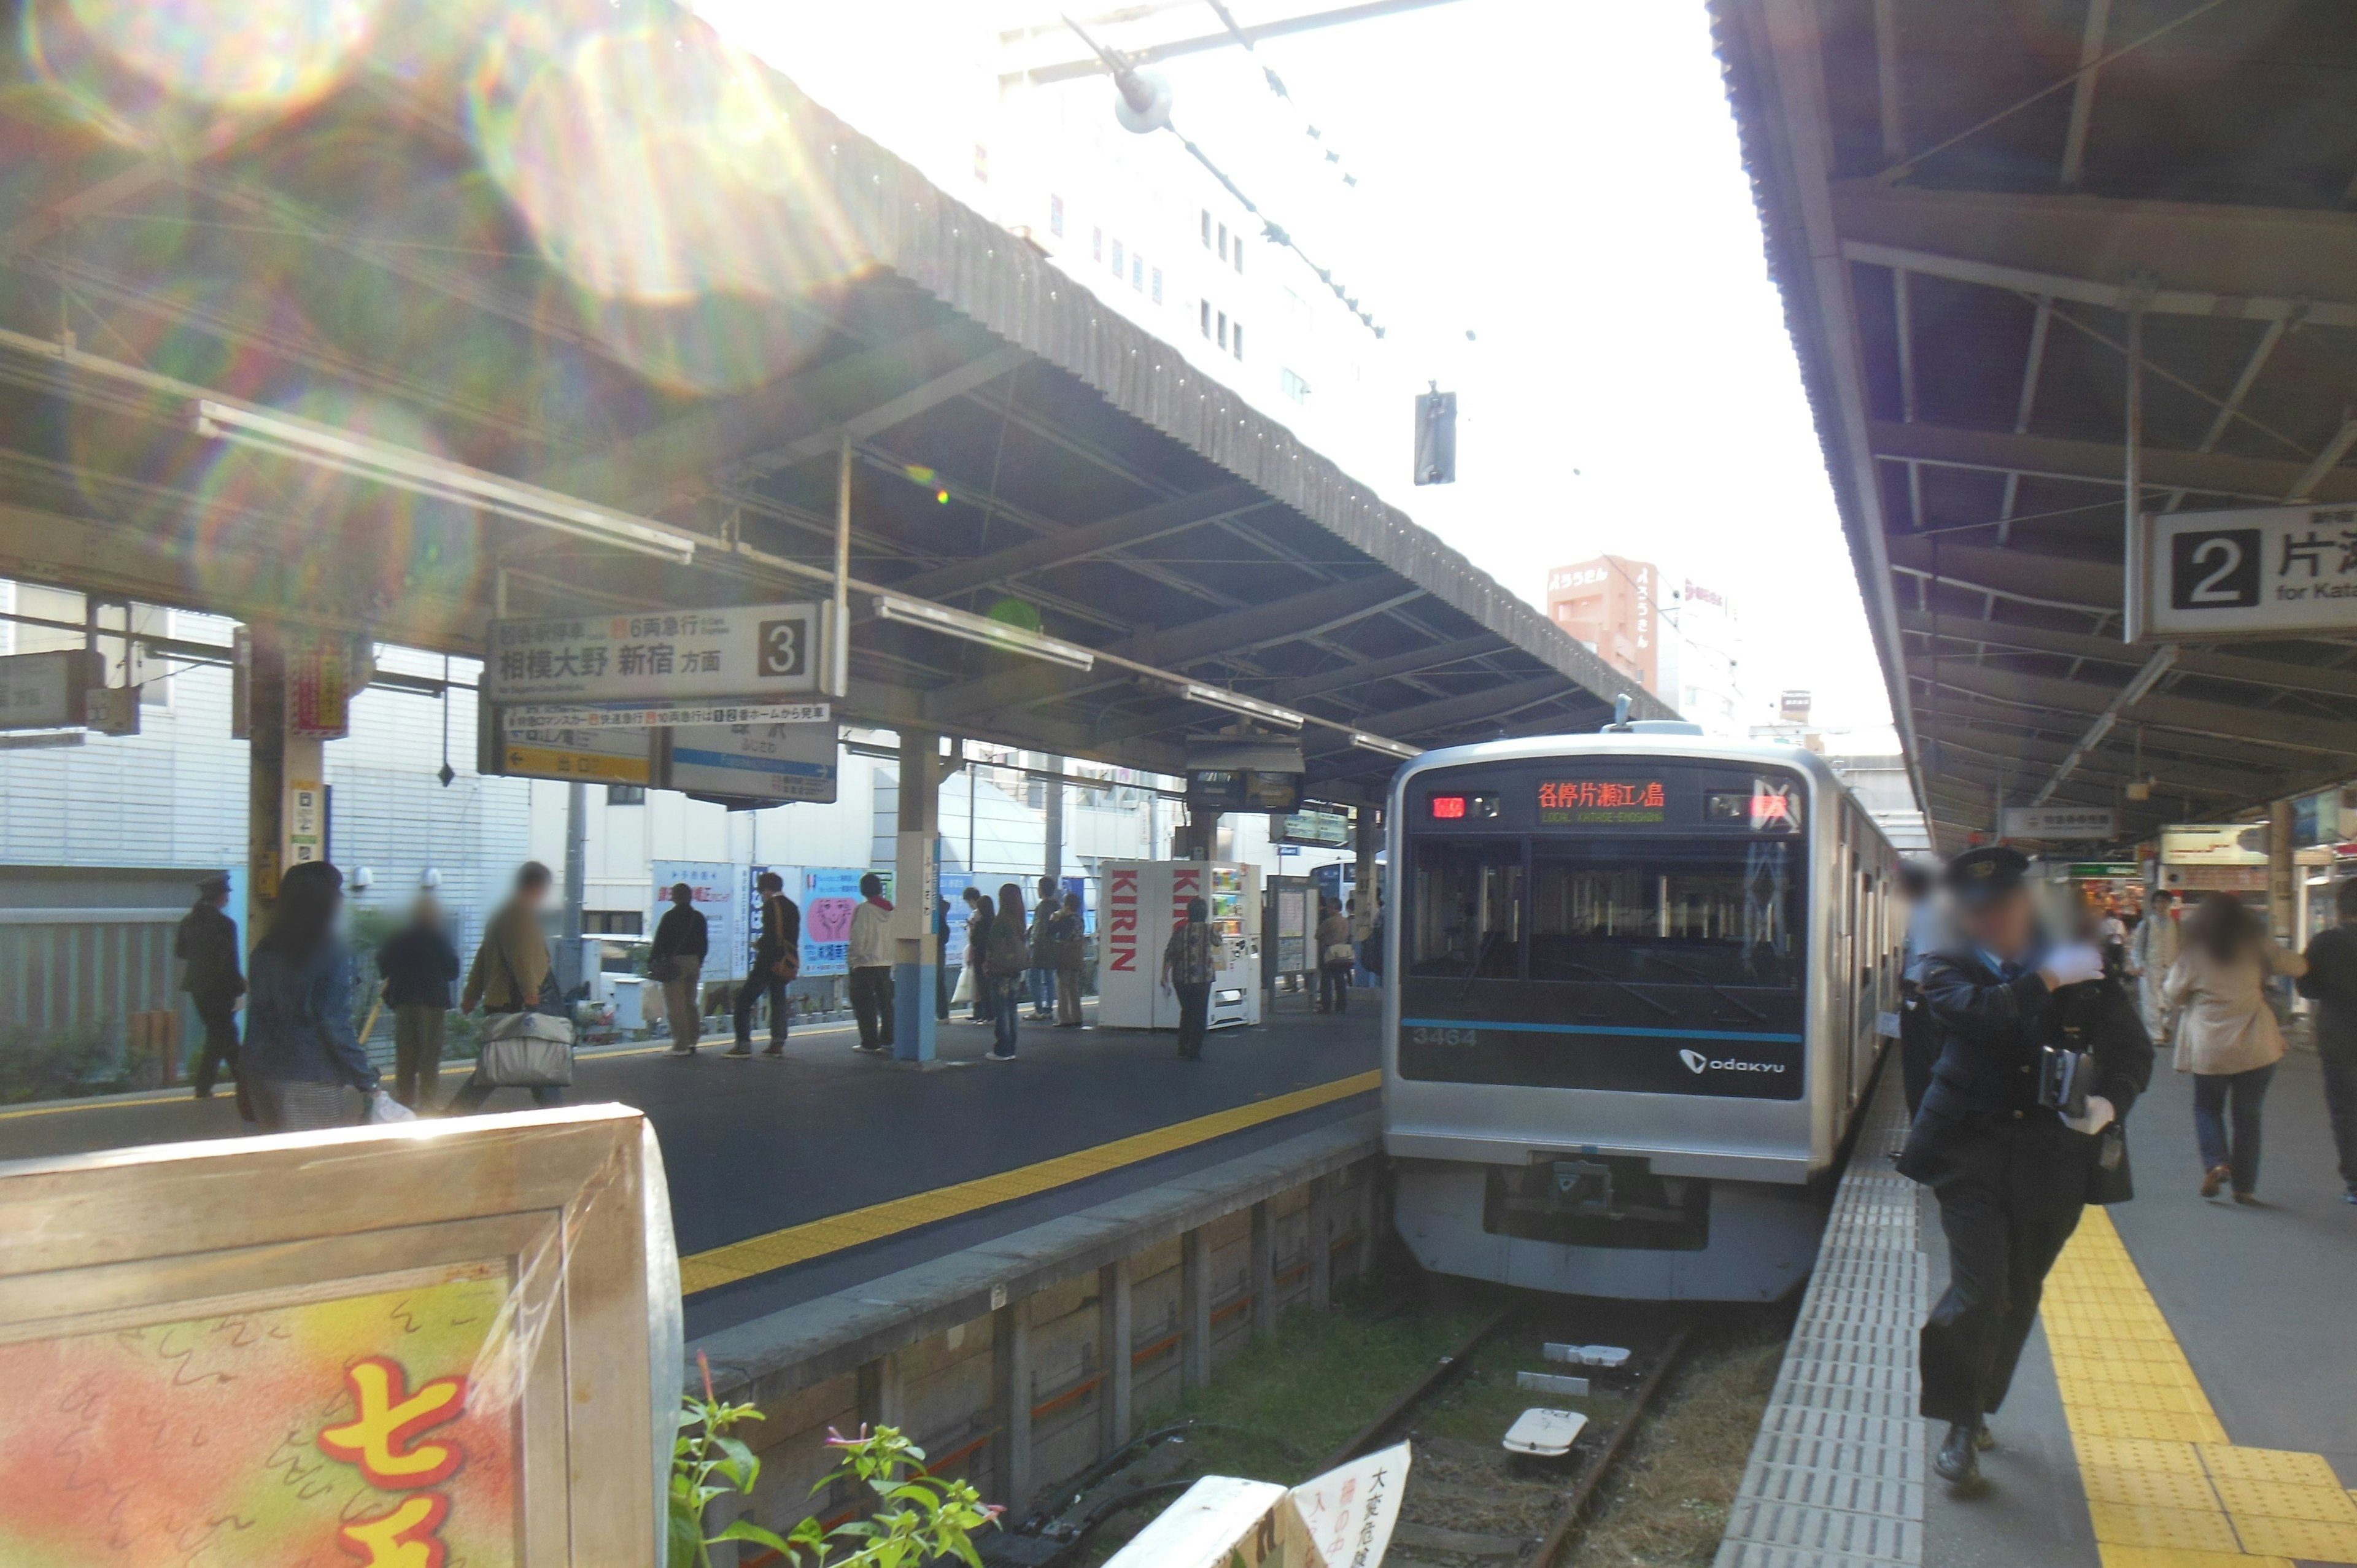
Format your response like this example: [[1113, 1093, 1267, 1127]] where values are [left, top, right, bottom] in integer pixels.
[[689, 1115, 1384, 1559]]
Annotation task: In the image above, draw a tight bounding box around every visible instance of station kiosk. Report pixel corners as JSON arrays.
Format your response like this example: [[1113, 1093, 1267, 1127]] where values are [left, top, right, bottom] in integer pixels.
[[1095, 859, 1264, 1030]]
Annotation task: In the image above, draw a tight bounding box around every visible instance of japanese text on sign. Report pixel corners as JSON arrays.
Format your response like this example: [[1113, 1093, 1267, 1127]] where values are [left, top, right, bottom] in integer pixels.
[[1538, 779, 1667, 827], [484, 603, 824, 703], [2142, 504, 2357, 639]]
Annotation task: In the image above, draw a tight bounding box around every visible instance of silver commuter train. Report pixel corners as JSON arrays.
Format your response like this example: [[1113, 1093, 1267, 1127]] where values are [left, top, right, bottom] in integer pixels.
[[1382, 728, 1903, 1300]]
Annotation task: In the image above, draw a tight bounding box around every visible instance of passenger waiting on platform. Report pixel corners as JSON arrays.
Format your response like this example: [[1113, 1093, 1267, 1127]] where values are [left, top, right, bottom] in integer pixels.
[[1051, 892, 1085, 1027], [962, 886, 994, 1024], [452, 860, 564, 1111], [731, 871, 799, 1059], [2297, 879, 2357, 1205], [1903, 846, 2152, 1490], [2161, 893, 2305, 1203], [650, 882, 709, 1057], [1315, 898, 1353, 1014], [244, 860, 382, 1132], [376, 892, 459, 1106], [985, 884, 1031, 1060], [2131, 889, 2179, 1035], [1163, 895, 1217, 1061], [848, 873, 895, 1054], [1029, 875, 1060, 1020], [176, 872, 247, 1113]]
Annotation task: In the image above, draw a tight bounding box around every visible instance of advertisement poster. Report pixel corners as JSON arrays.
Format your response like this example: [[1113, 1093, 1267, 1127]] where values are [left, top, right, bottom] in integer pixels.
[[654, 859, 745, 981], [0, 1263, 517, 1566], [799, 868, 872, 977]]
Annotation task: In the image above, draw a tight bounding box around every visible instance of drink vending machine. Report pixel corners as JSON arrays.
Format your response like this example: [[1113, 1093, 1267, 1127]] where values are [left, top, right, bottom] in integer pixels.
[[1094, 859, 1264, 1030]]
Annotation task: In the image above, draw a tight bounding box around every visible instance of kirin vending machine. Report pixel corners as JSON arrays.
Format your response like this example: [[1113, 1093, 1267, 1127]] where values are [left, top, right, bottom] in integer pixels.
[[1096, 859, 1264, 1030]]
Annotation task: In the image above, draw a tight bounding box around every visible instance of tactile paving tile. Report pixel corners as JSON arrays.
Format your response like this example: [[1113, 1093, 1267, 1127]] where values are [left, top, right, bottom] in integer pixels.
[[1751, 1431, 1925, 1481], [1736, 1459, 1924, 1520], [2078, 1465, 2225, 1512], [2226, 1512, 2357, 1561], [1713, 1542, 1912, 1568], [2084, 1500, 2243, 1553], [2195, 1444, 2346, 1487], [2068, 1405, 2230, 1445], [1722, 1496, 1922, 1560], [2206, 1474, 2357, 1524], [2073, 1435, 2207, 1476], [2091, 1548, 2293, 1568]]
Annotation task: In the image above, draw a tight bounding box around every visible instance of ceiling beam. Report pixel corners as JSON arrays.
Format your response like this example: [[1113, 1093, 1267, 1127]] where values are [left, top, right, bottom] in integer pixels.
[[1924, 722, 2259, 797], [919, 573, 1417, 720], [1900, 608, 2357, 701], [2057, 0, 2111, 188], [1925, 660, 2357, 758], [1831, 182, 2357, 327], [1269, 632, 1509, 704], [1871, 420, 2357, 506], [1886, 535, 2121, 609], [724, 347, 1031, 483], [886, 481, 1268, 603], [1303, 677, 1590, 755]]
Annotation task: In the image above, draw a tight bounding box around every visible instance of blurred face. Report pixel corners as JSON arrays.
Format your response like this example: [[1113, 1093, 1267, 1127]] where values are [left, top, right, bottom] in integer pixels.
[[672, 885, 693, 906], [1960, 887, 2037, 960], [520, 879, 550, 908]]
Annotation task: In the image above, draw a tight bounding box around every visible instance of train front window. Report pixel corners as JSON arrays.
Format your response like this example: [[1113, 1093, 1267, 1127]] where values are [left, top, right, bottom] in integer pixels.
[[1411, 840, 1523, 979], [1528, 837, 1800, 988]]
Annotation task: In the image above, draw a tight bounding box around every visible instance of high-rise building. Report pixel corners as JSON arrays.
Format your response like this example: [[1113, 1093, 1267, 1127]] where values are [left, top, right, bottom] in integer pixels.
[[1662, 577, 1745, 736], [1546, 555, 1659, 695]]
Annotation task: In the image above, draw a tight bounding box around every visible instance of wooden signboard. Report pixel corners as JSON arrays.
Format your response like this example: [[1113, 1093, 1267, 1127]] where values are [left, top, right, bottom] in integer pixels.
[[0, 1106, 679, 1566]]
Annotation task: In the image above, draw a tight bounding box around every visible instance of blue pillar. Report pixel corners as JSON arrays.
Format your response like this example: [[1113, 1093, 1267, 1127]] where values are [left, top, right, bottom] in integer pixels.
[[892, 728, 943, 1063]]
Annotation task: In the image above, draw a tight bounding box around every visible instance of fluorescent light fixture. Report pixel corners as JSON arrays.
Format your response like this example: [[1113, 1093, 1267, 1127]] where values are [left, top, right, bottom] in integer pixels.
[[873, 593, 1096, 670], [1350, 731, 1422, 760], [1182, 682, 1304, 730], [191, 399, 698, 564]]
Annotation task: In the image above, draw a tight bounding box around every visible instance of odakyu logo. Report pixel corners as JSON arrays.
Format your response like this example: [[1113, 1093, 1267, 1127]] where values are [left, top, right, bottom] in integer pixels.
[[1679, 1048, 1784, 1075]]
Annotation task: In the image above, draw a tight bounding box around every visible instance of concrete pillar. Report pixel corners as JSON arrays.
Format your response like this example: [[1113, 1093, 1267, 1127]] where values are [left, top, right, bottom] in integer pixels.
[[1307, 1175, 1335, 1311], [892, 730, 943, 1063], [1097, 1259, 1132, 1456], [1352, 806, 1379, 944], [856, 1351, 906, 1433], [1043, 754, 1065, 881], [1248, 1201, 1276, 1340], [243, 627, 326, 935], [1353, 1165, 1378, 1282], [993, 1299, 1032, 1515], [1175, 807, 1214, 860], [2269, 798, 2296, 941], [557, 780, 586, 999], [1180, 1227, 1212, 1390]]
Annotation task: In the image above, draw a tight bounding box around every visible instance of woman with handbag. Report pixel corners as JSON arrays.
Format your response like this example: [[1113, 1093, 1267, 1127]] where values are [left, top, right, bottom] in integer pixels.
[[730, 871, 800, 1058], [984, 883, 1031, 1060], [451, 861, 570, 1111], [2159, 893, 2306, 1202], [1314, 897, 1354, 1014], [244, 860, 390, 1131]]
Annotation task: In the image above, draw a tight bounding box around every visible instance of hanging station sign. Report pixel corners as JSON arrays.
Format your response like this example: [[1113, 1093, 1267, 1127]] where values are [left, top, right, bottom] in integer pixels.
[[483, 604, 829, 705], [664, 720, 838, 803], [2001, 805, 2119, 841], [2130, 504, 2357, 641], [0, 650, 101, 730]]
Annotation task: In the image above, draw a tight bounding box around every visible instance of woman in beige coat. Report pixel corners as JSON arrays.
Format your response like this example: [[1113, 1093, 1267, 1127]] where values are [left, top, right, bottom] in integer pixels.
[[2159, 893, 2307, 1202]]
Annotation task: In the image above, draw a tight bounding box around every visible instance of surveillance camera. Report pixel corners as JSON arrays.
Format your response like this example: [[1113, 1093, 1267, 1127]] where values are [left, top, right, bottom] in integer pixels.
[[350, 866, 375, 890]]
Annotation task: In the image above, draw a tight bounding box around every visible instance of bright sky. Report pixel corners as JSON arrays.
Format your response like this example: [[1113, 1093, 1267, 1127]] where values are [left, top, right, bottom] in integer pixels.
[[698, 0, 1896, 743]]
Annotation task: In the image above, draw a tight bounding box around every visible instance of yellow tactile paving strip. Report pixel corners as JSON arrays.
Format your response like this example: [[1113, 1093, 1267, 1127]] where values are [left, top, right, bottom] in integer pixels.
[[2042, 1207, 2357, 1567], [675, 1070, 1380, 1294]]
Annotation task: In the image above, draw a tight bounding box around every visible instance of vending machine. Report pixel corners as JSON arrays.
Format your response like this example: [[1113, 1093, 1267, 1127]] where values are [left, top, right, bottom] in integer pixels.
[[1095, 859, 1264, 1030]]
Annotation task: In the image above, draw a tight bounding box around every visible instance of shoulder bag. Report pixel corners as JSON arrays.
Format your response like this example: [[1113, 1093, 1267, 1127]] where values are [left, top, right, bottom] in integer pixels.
[[475, 923, 575, 1088]]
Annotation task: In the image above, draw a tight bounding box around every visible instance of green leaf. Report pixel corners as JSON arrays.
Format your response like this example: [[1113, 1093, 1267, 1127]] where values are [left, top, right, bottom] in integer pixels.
[[713, 1519, 797, 1552]]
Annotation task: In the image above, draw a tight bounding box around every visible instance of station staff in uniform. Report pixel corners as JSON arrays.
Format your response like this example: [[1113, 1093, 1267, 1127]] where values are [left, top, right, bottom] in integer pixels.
[[1901, 846, 2153, 1490]]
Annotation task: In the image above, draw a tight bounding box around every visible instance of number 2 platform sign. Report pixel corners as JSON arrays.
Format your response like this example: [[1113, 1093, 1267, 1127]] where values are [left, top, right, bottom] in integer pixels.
[[2134, 504, 2357, 641]]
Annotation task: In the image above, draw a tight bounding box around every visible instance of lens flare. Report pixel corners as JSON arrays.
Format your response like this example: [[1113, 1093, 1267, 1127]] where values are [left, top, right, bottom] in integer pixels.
[[470, 15, 861, 394], [21, 0, 383, 145]]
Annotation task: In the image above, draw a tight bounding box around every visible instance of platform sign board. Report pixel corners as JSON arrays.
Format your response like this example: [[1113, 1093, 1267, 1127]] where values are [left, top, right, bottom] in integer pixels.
[[484, 603, 829, 705], [0, 649, 99, 730], [0, 1106, 675, 1568], [2132, 504, 2357, 641], [509, 699, 829, 730], [2001, 805, 2118, 841], [1277, 807, 1350, 848], [497, 720, 653, 785], [664, 718, 837, 803], [285, 630, 354, 739]]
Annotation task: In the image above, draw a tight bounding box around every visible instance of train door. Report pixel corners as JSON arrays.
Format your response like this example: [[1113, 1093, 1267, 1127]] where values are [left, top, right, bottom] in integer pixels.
[[1835, 828, 1856, 1113]]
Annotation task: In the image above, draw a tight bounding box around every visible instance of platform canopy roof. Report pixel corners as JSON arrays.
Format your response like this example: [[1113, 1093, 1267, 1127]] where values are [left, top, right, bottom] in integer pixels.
[[1716, 0, 2357, 851], [0, 0, 1660, 804]]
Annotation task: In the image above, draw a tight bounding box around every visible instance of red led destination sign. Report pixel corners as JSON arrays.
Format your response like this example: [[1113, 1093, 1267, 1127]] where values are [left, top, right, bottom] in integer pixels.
[[1538, 778, 1667, 825]]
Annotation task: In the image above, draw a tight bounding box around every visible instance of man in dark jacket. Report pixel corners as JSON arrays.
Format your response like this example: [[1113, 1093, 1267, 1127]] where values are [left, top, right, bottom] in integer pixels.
[[1901, 846, 2154, 1490], [175, 874, 244, 1101], [730, 871, 799, 1058], [376, 892, 460, 1108], [651, 882, 710, 1057], [2297, 878, 2357, 1203]]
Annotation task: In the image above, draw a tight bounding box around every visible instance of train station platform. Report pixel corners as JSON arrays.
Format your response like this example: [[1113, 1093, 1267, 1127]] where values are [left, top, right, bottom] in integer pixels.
[[1721, 1049, 2357, 1568], [0, 1003, 1380, 1338]]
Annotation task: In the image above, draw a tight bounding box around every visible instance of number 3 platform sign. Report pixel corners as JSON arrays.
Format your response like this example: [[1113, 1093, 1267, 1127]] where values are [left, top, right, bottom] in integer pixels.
[[2131, 504, 2357, 641]]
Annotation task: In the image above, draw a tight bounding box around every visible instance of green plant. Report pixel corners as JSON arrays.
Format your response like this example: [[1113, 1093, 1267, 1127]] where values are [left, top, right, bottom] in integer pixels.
[[672, 1353, 998, 1568]]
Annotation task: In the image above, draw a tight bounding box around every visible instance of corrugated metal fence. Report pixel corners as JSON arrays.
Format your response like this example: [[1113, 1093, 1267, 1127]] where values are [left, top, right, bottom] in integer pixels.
[[0, 908, 183, 1033]]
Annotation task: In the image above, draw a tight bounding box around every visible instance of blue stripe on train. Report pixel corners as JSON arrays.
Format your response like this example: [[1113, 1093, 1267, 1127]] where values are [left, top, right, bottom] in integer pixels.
[[1400, 1016, 1804, 1043]]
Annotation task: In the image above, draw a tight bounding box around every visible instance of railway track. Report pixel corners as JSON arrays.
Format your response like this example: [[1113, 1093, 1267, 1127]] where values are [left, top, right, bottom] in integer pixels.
[[1022, 1302, 1698, 1568]]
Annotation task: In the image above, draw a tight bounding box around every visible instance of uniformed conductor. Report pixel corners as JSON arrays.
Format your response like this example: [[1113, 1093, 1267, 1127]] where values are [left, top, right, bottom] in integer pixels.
[[1900, 846, 2154, 1489]]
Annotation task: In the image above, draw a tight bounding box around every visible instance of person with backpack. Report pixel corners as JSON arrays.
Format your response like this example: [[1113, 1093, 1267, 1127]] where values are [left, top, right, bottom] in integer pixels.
[[731, 870, 800, 1058]]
